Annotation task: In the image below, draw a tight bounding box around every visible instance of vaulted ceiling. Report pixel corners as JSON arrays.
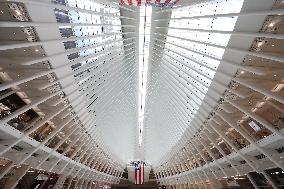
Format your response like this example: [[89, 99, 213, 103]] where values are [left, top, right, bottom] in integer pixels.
[[1, 0, 284, 186], [91, 0, 276, 166]]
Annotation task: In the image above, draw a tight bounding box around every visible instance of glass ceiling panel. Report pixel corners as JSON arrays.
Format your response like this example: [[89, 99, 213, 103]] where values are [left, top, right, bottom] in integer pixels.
[[167, 30, 232, 46], [147, 0, 244, 164], [172, 0, 244, 18], [166, 0, 244, 104], [55, 1, 123, 86], [167, 1, 244, 110]]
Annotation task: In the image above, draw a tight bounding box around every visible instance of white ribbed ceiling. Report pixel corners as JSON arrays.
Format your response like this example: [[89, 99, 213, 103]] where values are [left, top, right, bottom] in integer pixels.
[[1, 0, 283, 185], [143, 0, 245, 165], [68, 0, 247, 166]]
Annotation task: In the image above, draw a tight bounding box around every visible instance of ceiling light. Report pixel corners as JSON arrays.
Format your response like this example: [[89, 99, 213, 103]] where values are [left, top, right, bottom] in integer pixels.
[[257, 41, 264, 47], [35, 49, 39, 52], [15, 10, 21, 15], [240, 71, 245, 74], [268, 23, 275, 27]]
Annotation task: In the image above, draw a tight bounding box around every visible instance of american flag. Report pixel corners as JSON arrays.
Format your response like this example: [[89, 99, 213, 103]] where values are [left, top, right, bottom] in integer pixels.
[[134, 162, 144, 184], [119, 0, 180, 6]]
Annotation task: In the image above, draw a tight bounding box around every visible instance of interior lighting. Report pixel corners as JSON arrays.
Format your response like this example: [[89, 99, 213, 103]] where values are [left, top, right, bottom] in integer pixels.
[[268, 22, 275, 27], [15, 10, 21, 15], [257, 41, 264, 47]]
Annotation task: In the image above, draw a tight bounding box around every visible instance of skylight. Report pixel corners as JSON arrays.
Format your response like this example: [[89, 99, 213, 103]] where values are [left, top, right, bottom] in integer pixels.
[[138, 5, 152, 146], [146, 0, 245, 164], [164, 0, 244, 113]]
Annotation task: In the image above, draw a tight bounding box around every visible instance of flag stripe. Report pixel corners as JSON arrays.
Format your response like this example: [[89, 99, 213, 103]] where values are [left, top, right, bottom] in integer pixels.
[[127, 0, 133, 5], [136, 0, 141, 6], [139, 164, 141, 184], [142, 162, 144, 184], [120, 0, 177, 6], [135, 167, 137, 184], [143, 163, 145, 184]]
